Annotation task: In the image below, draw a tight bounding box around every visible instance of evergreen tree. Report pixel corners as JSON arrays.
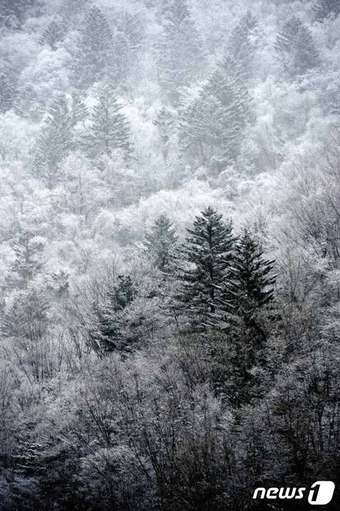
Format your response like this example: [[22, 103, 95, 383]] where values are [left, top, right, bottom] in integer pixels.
[[89, 274, 136, 353], [177, 207, 235, 330], [39, 20, 63, 50], [0, 61, 18, 113], [6, 231, 45, 290], [313, 0, 340, 20], [212, 230, 276, 406], [113, 12, 144, 88], [180, 57, 251, 170], [114, 275, 136, 309], [229, 229, 276, 330], [144, 214, 178, 272], [84, 85, 132, 161], [157, 0, 205, 104], [70, 92, 88, 127], [275, 17, 320, 77], [72, 6, 114, 90], [227, 11, 257, 82], [33, 95, 73, 187], [1, 288, 49, 341]]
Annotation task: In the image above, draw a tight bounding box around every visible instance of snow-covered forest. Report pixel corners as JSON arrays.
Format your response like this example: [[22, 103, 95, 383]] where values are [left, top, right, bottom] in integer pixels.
[[0, 0, 339, 509]]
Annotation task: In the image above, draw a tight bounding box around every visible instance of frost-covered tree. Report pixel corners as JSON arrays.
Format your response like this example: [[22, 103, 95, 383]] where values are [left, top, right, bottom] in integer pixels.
[[157, 0, 205, 104], [144, 214, 177, 272], [89, 274, 137, 353], [177, 207, 235, 330], [33, 95, 73, 187], [212, 230, 276, 406], [72, 6, 114, 89], [0, 61, 18, 113], [0, 0, 339, 508], [6, 231, 45, 290], [59, 0, 89, 27], [229, 229, 276, 327], [69, 92, 88, 127], [0, 0, 36, 27], [153, 107, 177, 160], [180, 57, 252, 170], [39, 20, 63, 50], [275, 17, 320, 77], [113, 12, 145, 88], [313, 0, 340, 20], [1, 288, 49, 341], [84, 86, 132, 161], [227, 11, 257, 81]]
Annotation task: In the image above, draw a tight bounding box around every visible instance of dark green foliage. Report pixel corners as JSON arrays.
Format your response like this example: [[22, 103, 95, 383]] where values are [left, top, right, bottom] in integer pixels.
[[157, 0, 205, 104], [84, 85, 132, 161], [72, 6, 114, 89], [177, 207, 235, 330], [180, 57, 251, 170], [313, 0, 340, 20], [144, 214, 178, 272], [275, 17, 320, 77]]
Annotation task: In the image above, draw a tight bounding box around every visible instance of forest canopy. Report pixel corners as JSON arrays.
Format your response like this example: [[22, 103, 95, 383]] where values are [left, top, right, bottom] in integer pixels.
[[0, 0, 339, 510]]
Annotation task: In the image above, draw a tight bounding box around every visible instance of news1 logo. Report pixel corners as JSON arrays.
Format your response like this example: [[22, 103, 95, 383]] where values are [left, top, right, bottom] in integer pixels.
[[253, 481, 335, 505]]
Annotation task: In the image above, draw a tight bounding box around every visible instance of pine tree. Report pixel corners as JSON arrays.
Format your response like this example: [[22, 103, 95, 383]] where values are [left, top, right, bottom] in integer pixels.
[[114, 275, 136, 309], [275, 17, 320, 77], [0, 61, 18, 113], [39, 20, 63, 50], [70, 92, 88, 127], [144, 214, 178, 272], [6, 231, 45, 290], [180, 57, 251, 170], [33, 95, 73, 187], [89, 274, 136, 353], [177, 207, 235, 330], [227, 11, 257, 82], [1, 288, 49, 341], [212, 230, 276, 406], [157, 0, 205, 104], [114, 12, 144, 87], [313, 0, 340, 21], [72, 6, 114, 90], [229, 229, 276, 330], [84, 85, 132, 161]]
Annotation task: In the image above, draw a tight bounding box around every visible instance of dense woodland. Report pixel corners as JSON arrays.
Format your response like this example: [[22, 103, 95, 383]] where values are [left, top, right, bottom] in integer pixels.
[[0, 0, 339, 510]]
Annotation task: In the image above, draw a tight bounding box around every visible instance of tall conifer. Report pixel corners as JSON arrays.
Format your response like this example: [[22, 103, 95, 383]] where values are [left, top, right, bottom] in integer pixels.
[[177, 207, 235, 330]]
